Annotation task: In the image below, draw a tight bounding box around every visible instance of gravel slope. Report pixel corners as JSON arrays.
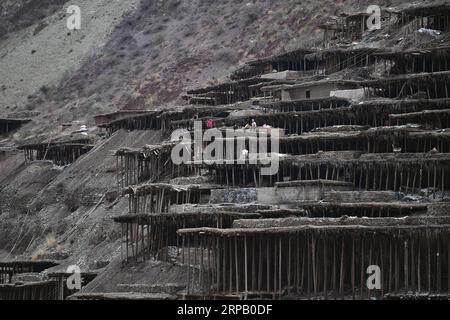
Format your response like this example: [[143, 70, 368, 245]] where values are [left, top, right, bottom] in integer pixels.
[[0, 0, 139, 112]]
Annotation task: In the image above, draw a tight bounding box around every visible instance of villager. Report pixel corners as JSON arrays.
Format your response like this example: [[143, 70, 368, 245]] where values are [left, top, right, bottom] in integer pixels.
[[262, 123, 272, 134], [429, 147, 439, 154], [207, 118, 214, 129], [241, 149, 249, 160], [392, 144, 402, 153], [251, 119, 257, 130]]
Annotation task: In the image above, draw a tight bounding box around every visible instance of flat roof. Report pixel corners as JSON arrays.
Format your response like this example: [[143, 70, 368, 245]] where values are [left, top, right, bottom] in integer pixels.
[[0, 118, 32, 123], [122, 183, 223, 196], [0, 260, 59, 270], [233, 215, 440, 229], [177, 223, 450, 237], [261, 79, 361, 92], [372, 46, 450, 58]]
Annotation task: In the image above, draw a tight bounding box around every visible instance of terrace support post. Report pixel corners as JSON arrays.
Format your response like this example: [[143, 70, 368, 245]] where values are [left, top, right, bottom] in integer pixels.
[[394, 242, 399, 293], [215, 237, 220, 293], [312, 235, 317, 297], [267, 237, 270, 293], [339, 237, 345, 300], [406, 167, 411, 194], [147, 223, 151, 260], [244, 236, 248, 298], [323, 238, 328, 299], [193, 236, 199, 294], [307, 234, 310, 299], [273, 237, 277, 298], [287, 237, 291, 296], [380, 239, 385, 296], [442, 167, 445, 199], [200, 237, 204, 297], [433, 163, 437, 199], [187, 236, 190, 294], [121, 223, 124, 262], [222, 237, 226, 293], [359, 168, 363, 190], [141, 223, 145, 261], [437, 239, 441, 294], [410, 238, 415, 292], [360, 237, 365, 299], [251, 237, 256, 294], [279, 237, 282, 298], [379, 166, 384, 191], [417, 241, 421, 294], [126, 223, 129, 262], [351, 236, 355, 300], [448, 238, 450, 295], [135, 221, 139, 261], [419, 165, 423, 191], [400, 166, 404, 193], [394, 164, 398, 192], [258, 236, 263, 293], [229, 238, 233, 294], [428, 237, 431, 293], [404, 240, 408, 293]]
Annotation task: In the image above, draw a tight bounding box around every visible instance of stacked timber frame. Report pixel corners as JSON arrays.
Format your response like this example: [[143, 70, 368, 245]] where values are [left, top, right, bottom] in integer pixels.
[[230, 49, 315, 80], [103, 6, 450, 300], [374, 46, 450, 75], [362, 71, 450, 100], [0, 260, 60, 300], [100, 104, 245, 135], [47, 272, 97, 300], [0, 280, 59, 300], [318, 12, 382, 46], [200, 152, 450, 198], [178, 217, 450, 299], [0, 261, 96, 300], [18, 138, 94, 166], [0, 261, 58, 284], [186, 78, 274, 105], [115, 142, 179, 188], [394, 2, 450, 33]]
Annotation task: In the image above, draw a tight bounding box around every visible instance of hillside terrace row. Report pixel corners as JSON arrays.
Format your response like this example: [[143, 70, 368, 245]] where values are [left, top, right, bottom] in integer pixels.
[[114, 124, 450, 191], [197, 44, 450, 106], [100, 97, 450, 139], [319, 2, 450, 47], [18, 136, 94, 166], [178, 216, 450, 299], [234, 3, 450, 78]]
